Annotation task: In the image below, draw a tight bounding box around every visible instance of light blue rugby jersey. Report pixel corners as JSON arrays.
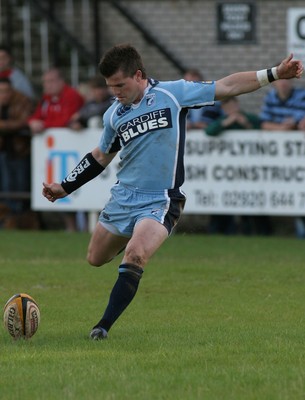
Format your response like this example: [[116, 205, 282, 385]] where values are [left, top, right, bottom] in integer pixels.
[[99, 78, 215, 190]]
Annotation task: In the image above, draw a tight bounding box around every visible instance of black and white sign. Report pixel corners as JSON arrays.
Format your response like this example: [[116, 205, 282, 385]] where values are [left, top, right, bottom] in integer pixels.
[[217, 2, 256, 43]]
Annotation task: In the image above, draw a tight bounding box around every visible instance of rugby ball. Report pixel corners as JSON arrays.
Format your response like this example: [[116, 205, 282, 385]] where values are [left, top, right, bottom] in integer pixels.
[[3, 293, 40, 339]]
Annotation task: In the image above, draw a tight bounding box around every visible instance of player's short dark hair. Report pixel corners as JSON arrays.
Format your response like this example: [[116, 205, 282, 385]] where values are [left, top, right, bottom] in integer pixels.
[[98, 44, 147, 79]]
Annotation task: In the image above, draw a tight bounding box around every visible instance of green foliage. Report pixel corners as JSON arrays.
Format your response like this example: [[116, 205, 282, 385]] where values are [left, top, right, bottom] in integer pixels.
[[1, 232, 305, 400]]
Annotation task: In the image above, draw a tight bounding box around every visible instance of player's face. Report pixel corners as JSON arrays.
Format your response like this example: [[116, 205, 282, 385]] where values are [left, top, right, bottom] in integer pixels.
[[105, 70, 143, 105]]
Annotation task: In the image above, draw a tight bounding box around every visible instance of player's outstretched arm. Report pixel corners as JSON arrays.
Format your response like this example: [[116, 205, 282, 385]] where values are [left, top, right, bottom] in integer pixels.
[[215, 53, 303, 100]]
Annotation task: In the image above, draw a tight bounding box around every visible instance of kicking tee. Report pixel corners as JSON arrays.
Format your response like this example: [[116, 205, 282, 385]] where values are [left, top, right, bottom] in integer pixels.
[[99, 78, 215, 190]]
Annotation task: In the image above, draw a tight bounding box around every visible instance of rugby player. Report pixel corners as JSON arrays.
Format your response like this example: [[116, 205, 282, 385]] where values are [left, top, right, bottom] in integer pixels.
[[43, 44, 303, 340]]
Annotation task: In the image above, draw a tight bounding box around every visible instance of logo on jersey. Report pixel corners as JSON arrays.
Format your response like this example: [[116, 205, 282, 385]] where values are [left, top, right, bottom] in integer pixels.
[[146, 93, 156, 107], [118, 108, 172, 145], [116, 105, 132, 116]]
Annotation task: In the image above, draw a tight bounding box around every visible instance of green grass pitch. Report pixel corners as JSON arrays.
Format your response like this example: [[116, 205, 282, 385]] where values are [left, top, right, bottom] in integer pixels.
[[1, 231, 305, 400]]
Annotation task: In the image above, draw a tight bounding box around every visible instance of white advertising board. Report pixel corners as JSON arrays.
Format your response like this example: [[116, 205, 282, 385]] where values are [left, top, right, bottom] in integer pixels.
[[287, 8, 305, 66], [183, 130, 305, 215], [31, 128, 118, 211], [32, 129, 305, 216]]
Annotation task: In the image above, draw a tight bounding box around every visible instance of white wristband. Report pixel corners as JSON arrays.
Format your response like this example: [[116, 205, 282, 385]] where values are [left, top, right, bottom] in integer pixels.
[[256, 67, 279, 87]]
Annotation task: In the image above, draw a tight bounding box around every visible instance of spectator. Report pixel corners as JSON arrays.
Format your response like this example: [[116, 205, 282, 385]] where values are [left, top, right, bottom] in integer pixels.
[[206, 97, 272, 235], [260, 79, 305, 238], [205, 96, 261, 136], [28, 68, 84, 231], [0, 45, 35, 99], [28, 68, 84, 134], [0, 77, 34, 224], [69, 76, 113, 130], [260, 79, 305, 131], [184, 69, 223, 129]]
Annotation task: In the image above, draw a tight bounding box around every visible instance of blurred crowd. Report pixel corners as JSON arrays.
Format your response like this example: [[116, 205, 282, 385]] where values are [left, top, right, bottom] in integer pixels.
[[1, 45, 305, 237], [0, 45, 113, 231]]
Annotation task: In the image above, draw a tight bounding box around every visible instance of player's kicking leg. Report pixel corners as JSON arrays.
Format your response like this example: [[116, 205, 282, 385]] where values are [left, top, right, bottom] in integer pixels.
[[89, 218, 168, 340], [87, 222, 129, 266]]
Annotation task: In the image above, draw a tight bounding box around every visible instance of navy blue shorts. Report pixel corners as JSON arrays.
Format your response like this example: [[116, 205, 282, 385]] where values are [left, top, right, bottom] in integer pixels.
[[99, 182, 186, 237]]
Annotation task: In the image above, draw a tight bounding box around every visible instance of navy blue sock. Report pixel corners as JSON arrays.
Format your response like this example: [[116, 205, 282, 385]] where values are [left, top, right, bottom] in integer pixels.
[[94, 263, 143, 332]]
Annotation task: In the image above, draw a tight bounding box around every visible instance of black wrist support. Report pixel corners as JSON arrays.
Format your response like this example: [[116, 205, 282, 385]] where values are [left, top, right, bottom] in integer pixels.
[[61, 152, 105, 194]]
